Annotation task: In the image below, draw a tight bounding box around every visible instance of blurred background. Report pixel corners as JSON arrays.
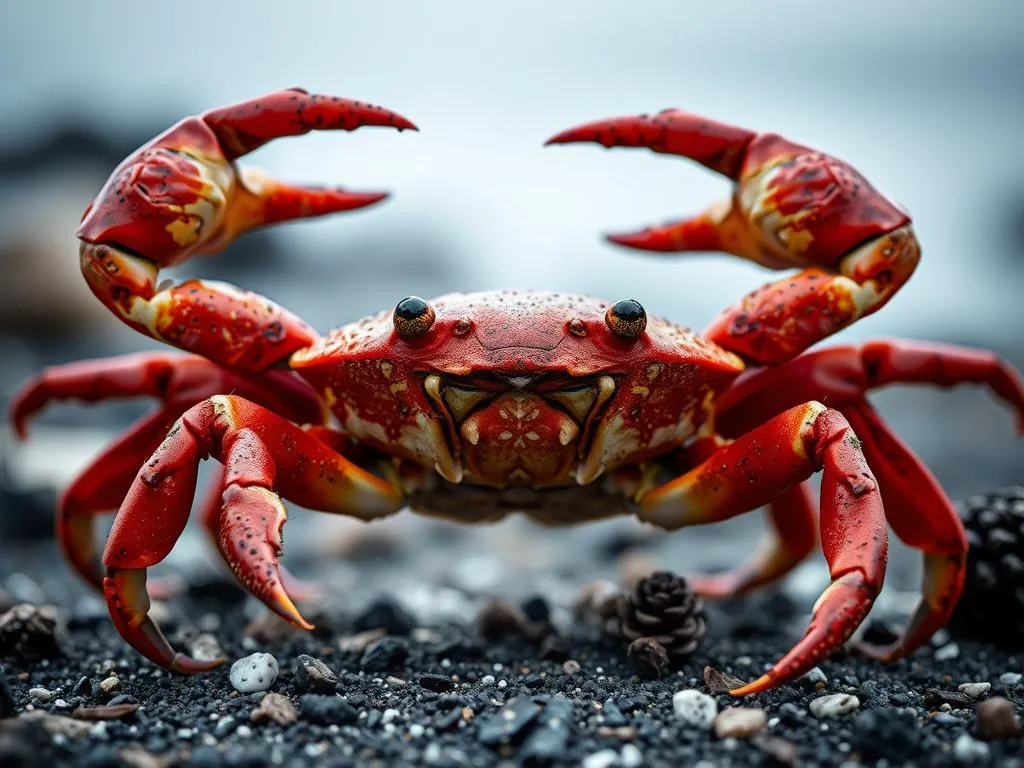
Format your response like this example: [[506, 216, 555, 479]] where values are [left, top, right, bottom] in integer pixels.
[[0, 1, 1022, 618]]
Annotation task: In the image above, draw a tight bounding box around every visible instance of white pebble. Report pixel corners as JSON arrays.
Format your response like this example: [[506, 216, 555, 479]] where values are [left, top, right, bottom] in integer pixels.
[[582, 749, 619, 768], [620, 744, 643, 768], [999, 672, 1021, 685], [497, 680, 507, 689], [382, 708, 401, 724], [934, 642, 960, 661], [803, 667, 827, 685], [229, 653, 279, 693], [481, 675, 495, 685], [29, 687, 52, 702], [953, 733, 990, 762], [958, 682, 992, 699], [672, 689, 718, 730], [53, 699, 68, 709], [409, 723, 425, 738], [424, 743, 442, 763], [809, 694, 860, 718], [235, 725, 253, 738], [176, 728, 193, 739], [99, 676, 119, 694]]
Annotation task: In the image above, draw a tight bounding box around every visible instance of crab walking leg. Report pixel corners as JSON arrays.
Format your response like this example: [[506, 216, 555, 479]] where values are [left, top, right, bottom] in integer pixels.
[[709, 338, 1024, 660], [687, 483, 818, 599], [638, 402, 888, 695], [546, 111, 918, 364], [103, 395, 403, 671], [713, 339, 1024, 439], [76, 89, 416, 371], [10, 353, 324, 592]]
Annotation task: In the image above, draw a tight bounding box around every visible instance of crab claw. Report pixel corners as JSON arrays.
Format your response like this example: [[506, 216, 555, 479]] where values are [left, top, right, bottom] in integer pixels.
[[78, 88, 417, 266]]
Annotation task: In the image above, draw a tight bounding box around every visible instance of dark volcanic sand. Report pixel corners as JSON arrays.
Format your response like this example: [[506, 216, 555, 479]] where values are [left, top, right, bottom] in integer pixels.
[[2, 531, 1024, 768]]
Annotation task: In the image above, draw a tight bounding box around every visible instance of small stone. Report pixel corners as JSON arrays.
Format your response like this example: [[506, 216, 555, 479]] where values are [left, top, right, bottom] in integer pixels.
[[0, 604, 60, 661], [71, 677, 92, 698], [106, 694, 136, 708], [620, 744, 643, 768], [29, 687, 51, 703], [338, 628, 387, 653], [673, 689, 718, 730], [626, 637, 669, 678], [70, 703, 139, 721], [299, 695, 358, 725], [477, 696, 542, 747], [562, 660, 581, 675], [953, 733, 990, 762], [419, 674, 453, 693], [959, 682, 992, 699], [974, 696, 1022, 740], [250, 692, 297, 726], [229, 653, 279, 693], [360, 637, 408, 673], [998, 672, 1021, 686], [294, 655, 338, 693], [934, 642, 960, 661], [713, 707, 767, 740], [597, 725, 637, 740], [475, 597, 528, 638], [189, 633, 223, 663], [802, 667, 827, 685], [924, 688, 972, 709], [581, 749, 619, 768], [353, 598, 416, 635], [213, 715, 236, 738], [703, 666, 747, 694], [752, 734, 798, 766], [99, 676, 120, 695], [519, 695, 573, 764], [809, 693, 860, 718]]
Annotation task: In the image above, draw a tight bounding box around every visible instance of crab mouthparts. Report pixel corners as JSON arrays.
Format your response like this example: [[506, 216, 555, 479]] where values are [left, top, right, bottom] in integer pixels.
[[423, 372, 616, 486]]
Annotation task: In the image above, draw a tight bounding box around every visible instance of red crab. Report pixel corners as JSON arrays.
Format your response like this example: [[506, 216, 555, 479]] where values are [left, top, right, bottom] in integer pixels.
[[11, 89, 1024, 696]]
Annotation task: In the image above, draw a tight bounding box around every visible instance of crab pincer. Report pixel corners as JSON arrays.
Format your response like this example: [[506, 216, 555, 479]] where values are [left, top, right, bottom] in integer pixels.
[[77, 88, 417, 372], [546, 110, 918, 365]]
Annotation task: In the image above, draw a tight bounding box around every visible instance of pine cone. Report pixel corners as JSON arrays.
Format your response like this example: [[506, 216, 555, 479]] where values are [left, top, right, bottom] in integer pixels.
[[605, 571, 706, 657], [948, 487, 1024, 646]]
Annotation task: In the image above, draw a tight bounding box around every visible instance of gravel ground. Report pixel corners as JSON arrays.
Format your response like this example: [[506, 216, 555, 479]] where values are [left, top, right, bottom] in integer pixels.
[[3, 527, 1024, 768]]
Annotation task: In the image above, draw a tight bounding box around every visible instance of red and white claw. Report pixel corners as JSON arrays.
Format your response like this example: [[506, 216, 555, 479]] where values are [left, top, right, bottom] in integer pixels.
[[76, 89, 417, 372], [546, 110, 920, 364]]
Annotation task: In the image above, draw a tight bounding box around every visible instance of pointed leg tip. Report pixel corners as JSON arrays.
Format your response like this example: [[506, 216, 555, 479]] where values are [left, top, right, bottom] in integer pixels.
[[544, 127, 590, 146], [728, 674, 773, 697]]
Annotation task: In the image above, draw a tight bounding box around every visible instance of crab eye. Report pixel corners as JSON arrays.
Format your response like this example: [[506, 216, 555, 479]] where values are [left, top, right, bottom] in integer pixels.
[[394, 296, 436, 339], [605, 299, 647, 340]]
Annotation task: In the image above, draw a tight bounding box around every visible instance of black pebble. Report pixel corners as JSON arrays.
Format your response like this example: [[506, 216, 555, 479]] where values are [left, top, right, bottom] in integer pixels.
[[353, 598, 416, 635], [71, 676, 92, 698], [360, 637, 409, 673], [299, 694, 359, 726], [853, 709, 921, 763], [419, 673, 453, 693]]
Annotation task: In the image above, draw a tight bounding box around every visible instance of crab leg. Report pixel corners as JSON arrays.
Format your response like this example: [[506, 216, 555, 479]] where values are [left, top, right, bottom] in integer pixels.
[[77, 89, 416, 371], [546, 111, 917, 364], [10, 353, 323, 592], [638, 401, 888, 695], [103, 395, 404, 671], [711, 338, 1024, 660], [686, 482, 818, 599]]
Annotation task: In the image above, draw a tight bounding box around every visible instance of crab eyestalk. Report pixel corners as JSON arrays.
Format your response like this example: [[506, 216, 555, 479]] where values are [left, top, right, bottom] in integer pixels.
[[77, 88, 417, 373], [546, 110, 920, 364]]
